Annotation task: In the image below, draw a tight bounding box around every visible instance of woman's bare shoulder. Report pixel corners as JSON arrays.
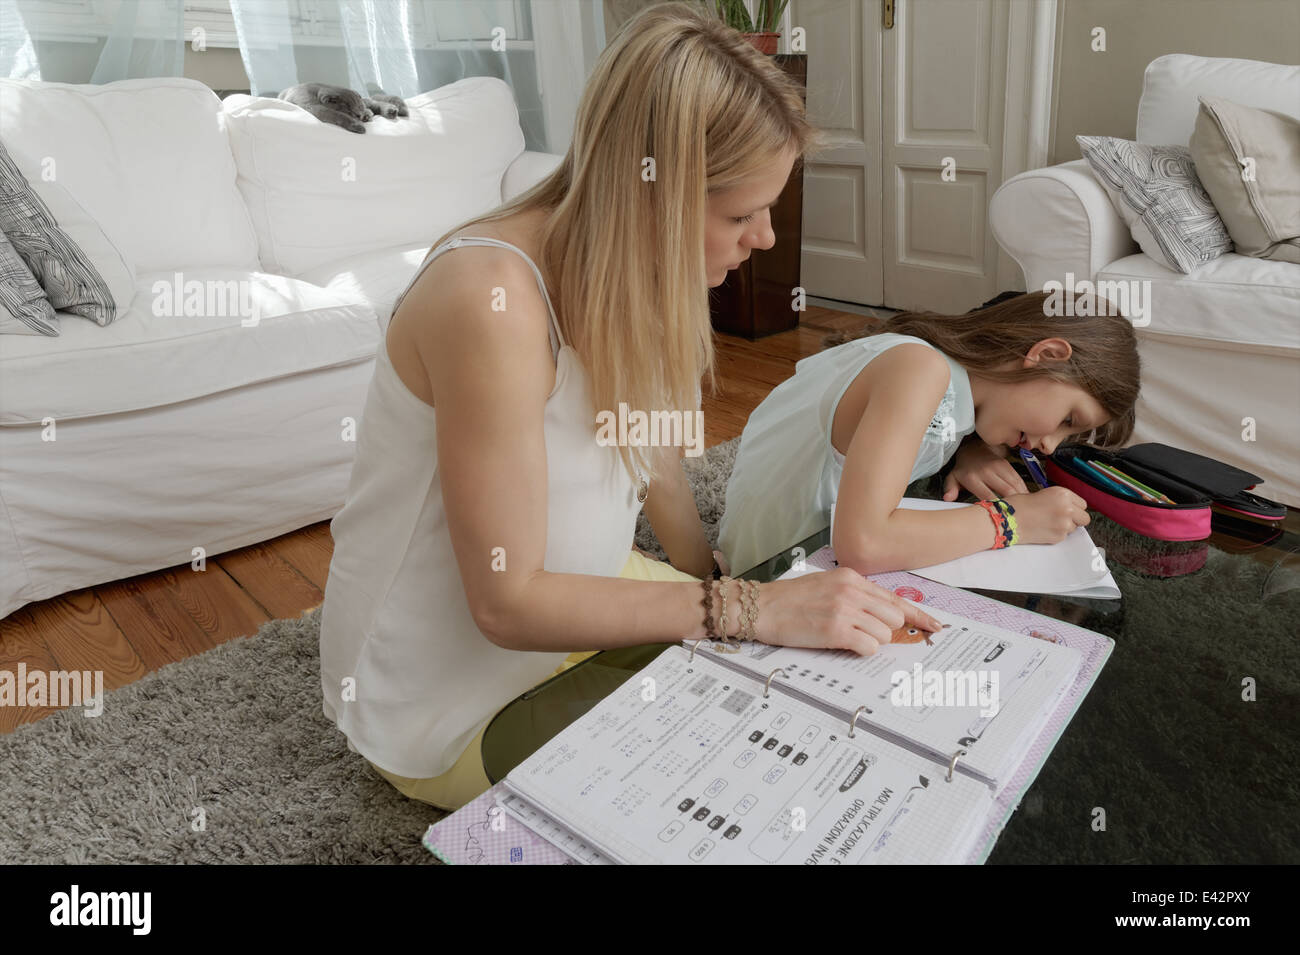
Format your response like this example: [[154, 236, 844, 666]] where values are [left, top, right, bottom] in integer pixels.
[[386, 218, 554, 404]]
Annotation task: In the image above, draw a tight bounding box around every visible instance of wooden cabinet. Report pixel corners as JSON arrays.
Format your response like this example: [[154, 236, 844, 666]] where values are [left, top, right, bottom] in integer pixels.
[[709, 53, 807, 340]]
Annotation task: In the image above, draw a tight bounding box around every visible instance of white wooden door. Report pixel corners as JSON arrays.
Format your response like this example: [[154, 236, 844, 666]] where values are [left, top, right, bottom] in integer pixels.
[[796, 0, 885, 306], [796, 0, 1048, 313], [880, 0, 1008, 312]]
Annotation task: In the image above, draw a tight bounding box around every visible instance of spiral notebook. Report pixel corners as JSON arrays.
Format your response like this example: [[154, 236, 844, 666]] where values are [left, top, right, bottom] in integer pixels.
[[435, 548, 1112, 865]]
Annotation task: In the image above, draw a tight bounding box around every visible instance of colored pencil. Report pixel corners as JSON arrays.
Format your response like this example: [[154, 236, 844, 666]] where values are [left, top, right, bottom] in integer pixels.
[[1092, 462, 1161, 502], [1069, 458, 1143, 500], [1095, 462, 1176, 504]]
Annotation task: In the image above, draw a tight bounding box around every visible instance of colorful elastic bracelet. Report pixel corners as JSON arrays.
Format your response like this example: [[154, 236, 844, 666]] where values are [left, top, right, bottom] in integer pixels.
[[976, 500, 1007, 549], [991, 498, 1019, 546]]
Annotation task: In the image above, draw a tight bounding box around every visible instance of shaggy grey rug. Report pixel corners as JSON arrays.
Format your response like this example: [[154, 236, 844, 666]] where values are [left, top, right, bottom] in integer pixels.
[[0, 440, 740, 864]]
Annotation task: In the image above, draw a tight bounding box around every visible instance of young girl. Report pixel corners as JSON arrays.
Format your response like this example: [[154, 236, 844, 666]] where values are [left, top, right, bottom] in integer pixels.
[[318, 2, 941, 814], [718, 291, 1141, 576]]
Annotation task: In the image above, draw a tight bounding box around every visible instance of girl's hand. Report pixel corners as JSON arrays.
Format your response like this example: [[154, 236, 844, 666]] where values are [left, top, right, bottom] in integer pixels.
[[943, 441, 1028, 501], [1002, 487, 1090, 544], [751, 568, 944, 656]]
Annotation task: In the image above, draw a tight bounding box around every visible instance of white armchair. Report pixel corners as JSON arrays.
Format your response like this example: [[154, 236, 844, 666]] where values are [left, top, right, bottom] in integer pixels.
[[990, 54, 1300, 508]]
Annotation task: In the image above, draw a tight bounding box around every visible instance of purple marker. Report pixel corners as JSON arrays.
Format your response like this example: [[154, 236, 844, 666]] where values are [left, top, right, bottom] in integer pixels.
[[1018, 447, 1051, 488]]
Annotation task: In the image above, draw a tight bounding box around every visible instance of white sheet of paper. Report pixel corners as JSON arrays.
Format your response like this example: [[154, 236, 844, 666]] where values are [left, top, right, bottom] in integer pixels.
[[895, 498, 1120, 599]]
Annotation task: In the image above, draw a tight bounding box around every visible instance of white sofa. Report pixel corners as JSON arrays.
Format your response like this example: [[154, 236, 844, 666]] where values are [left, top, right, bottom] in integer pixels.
[[0, 75, 561, 620], [990, 54, 1300, 508]]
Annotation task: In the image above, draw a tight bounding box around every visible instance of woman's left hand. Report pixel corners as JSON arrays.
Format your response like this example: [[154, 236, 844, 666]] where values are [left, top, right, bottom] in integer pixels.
[[943, 440, 1028, 501]]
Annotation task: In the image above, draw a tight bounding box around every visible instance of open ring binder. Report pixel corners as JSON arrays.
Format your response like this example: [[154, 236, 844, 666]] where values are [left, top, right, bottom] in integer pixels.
[[847, 704, 871, 737], [763, 668, 787, 698], [946, 748, 967, 783]]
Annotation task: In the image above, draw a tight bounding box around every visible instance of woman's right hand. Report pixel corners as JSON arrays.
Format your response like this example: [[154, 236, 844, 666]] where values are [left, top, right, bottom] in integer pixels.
[[1001, 486, 1090, 544], [751, 568, 944, 656]]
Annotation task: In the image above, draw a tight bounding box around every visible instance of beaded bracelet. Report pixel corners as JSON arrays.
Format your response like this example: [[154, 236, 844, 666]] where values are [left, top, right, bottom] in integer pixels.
[[718, 576, 733, 643], [741, 580, 760, 640], [701, 578, 716, 639]]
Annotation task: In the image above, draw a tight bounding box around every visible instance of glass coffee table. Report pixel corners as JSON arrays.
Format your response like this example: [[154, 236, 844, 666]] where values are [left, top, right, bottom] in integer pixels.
[[481, 478, 1300, 863]]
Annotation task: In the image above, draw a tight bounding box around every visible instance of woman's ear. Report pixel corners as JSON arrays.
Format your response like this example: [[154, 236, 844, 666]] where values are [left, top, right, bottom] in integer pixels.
[[1023, 337, 1072, 367]]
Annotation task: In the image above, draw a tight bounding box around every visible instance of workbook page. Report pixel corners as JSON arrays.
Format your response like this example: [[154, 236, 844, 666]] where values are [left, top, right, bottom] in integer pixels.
[[692, 603, 1081, 786], [503, 646, 993, 864]]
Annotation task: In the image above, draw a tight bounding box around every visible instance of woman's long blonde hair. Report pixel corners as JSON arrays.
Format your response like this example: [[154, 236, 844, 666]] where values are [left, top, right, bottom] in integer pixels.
[[428, 1, 829, 481]]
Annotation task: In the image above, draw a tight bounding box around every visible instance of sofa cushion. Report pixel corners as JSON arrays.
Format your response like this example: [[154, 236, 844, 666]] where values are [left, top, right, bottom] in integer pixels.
[[222, 76, 525, 275], [0, 141, 135, 328], [0, 270, 379, 425], [1137, 54, 1300, 148], [0, 77, 261, 274], [1190, 96, 1300, 265], [1097, 252, 1300, 353], [294, 242, 431, 333], [1076, 135, 1233, 273], [0, 231, 58, 336]]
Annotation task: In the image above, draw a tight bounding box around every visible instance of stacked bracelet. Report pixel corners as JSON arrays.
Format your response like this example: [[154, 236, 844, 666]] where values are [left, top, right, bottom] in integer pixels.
[[701, 578, 716, 638], [700, 577, 761, 646], [977, 498, 1019, 548], [740, 580, 760, 640], [991, 499, 1018, 546]]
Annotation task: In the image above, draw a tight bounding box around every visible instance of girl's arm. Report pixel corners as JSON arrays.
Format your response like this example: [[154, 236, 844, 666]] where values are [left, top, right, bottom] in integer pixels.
[[414, 252, 941, 654], [640, 445, 715, 578], [830, 344, 998, 574]]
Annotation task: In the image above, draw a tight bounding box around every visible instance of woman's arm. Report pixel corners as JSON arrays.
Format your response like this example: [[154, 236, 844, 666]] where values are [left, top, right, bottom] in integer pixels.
[[409, 253, 941, 655], [830, 344, 997, 574], [640, 445, 714, 578]]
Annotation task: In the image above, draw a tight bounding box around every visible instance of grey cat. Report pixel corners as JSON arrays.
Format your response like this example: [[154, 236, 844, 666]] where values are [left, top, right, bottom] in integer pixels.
[[277, 82, 371, 133], [276, 83, 409, 133], [364, 83, 410, 120]]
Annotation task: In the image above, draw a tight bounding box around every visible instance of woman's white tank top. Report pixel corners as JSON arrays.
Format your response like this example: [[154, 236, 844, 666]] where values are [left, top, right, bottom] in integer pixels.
[[319, 235, 644, 779], [717, 333, 976, 578]]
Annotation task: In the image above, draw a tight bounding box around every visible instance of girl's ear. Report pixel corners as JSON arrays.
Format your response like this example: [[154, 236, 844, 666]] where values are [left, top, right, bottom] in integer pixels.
[[1024, 337, 1072, 366]]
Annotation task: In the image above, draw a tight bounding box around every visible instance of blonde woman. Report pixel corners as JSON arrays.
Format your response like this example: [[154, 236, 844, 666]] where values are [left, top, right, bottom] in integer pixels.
[[319, 1, 941, 813]]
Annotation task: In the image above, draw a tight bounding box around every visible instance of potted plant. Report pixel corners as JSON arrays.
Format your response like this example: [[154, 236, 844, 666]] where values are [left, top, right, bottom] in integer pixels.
[[710, 0, 788, 54]]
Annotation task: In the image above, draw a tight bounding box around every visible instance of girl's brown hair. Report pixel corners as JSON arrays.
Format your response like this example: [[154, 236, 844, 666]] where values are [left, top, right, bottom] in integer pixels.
[[427, 1, 831, 481], [824, 291, 1142, 448]]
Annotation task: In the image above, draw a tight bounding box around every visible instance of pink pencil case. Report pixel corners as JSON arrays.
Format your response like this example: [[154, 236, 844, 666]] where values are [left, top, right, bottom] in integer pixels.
[[1041, 443, 1286, 542]]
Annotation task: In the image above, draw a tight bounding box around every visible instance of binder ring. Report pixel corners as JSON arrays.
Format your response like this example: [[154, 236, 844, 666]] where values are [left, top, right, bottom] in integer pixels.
[[946, 748, 967, 783], [690, 639, 703, 661], [763, 669, 787, 698], [848, 704, 871, 738]]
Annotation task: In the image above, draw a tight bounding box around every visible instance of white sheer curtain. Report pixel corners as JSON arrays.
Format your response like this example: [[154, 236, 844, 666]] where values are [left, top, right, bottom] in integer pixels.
[[1, 0, 186, 84], [1, 0, 596, 153], [230, 0, 552, 151]]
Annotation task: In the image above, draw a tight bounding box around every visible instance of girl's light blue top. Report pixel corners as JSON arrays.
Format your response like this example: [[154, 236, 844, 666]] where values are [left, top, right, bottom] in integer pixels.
[[718, 333, 976, 575]]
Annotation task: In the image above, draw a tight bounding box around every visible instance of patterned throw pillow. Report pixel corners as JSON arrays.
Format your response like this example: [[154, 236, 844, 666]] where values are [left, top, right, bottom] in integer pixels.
[[1076, 135, 1234, 273], [0, 229, 59, 336], [0, 140, 118, 325]]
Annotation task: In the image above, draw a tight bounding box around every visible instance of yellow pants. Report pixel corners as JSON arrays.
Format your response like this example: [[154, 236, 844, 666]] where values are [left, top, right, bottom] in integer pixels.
[[370, 549, 701, 811]]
